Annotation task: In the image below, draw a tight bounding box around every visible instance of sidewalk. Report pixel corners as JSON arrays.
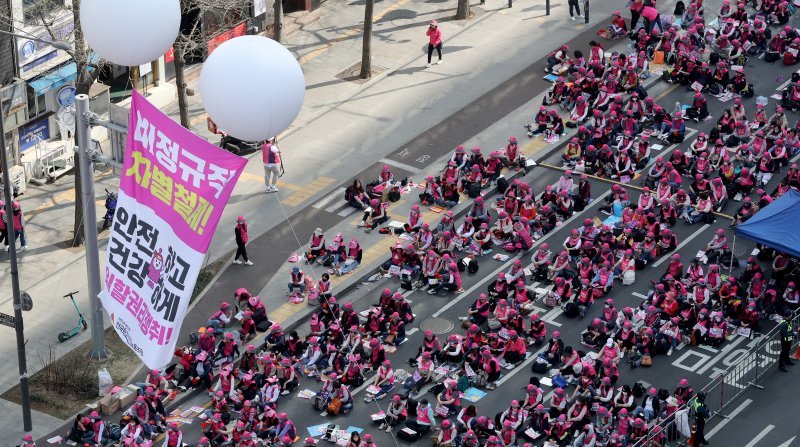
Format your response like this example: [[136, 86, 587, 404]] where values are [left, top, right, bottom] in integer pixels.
[[1, 0, 628, 440]]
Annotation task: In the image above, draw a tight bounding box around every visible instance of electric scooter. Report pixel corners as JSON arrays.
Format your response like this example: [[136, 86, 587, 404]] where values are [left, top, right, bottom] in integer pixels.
[[58, 291, 88, 342]]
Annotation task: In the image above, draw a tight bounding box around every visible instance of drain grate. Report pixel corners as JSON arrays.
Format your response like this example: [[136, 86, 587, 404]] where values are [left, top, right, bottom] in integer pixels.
[[418, 317, 454, 335]]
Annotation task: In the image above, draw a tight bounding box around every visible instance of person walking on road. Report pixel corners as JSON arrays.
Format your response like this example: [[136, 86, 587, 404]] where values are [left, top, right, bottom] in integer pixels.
[[568, 0, 582, 20], [779, 310, 796, 372], [262, 138, 281, 193], [234, 216, 253, 266], [426, 20, 443, 68], [691, 392, 710, 446]]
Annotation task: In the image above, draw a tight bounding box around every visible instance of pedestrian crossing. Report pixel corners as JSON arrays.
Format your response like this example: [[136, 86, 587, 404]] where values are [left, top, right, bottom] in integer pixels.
[[311, 187, 360, 217]]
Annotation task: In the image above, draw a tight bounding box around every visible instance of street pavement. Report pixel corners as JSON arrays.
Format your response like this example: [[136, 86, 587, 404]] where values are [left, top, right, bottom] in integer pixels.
[[10, 0, 800, 444], [703, 372, 800, 447]]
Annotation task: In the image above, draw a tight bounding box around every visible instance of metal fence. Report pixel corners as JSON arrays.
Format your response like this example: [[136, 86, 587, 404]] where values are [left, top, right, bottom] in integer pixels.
[[631, 313, 800, 447]]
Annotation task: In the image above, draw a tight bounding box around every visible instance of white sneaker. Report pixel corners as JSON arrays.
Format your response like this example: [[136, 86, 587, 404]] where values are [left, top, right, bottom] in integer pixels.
[[271, 186, 279, 192], [571, 16, 576, 20], [245, 260, 254, 266], [320, 411, 328, 417], [437, 60, 443, 65], [281, 390, 290, 396], [357, 221, 366, 227], [233, 259, 242, 264], [426, 63, 432, 68], [20, 246, 26, 251]]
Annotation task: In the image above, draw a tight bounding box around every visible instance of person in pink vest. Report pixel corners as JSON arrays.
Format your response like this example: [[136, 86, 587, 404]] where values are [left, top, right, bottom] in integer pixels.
[[161, 422, 183, 447], [262, 138, 281, 193], [233, 216, 253, 265], [8, 201, 25, 251], [425, 20, 443, 67]]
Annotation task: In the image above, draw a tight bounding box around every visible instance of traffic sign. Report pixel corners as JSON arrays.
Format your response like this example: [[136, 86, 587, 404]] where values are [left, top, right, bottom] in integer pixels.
[[0, 312, 16, 328]]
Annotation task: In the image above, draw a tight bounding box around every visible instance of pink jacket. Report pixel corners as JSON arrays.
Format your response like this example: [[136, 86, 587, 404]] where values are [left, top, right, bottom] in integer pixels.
[[426, 27, 442, 46]]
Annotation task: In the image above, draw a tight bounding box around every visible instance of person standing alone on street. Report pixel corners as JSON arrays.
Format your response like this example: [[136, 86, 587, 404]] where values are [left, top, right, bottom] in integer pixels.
[[779, 310, 796, 372], [690, 392, 710, 446], [9, 201, 26, 251], [262, 138, 281, 193], [568, 0, 582, 20], [234, 216, 253, 265], [426, 20, 443, 68]]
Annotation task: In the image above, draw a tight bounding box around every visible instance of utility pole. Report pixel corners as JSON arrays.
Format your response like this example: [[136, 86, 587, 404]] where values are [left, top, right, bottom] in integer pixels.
[[76, 94, 107, 360], [0, 92, 32, 432]]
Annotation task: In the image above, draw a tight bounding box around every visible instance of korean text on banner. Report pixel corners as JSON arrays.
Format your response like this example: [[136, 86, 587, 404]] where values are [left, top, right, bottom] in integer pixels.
[[100, 90, 247, 369]]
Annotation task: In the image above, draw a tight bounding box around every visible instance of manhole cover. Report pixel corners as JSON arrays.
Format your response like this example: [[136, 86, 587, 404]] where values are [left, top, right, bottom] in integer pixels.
[[418, 317, 454, 335]]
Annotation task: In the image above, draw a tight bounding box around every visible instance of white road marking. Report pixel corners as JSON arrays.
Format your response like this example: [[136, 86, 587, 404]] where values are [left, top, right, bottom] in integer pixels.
[[313, 187, 345, 209], [379, 158, 423, 174], [652, 224, 710, 267], [696, 335, 747, 375], [632, 292, 648, 299], [337, 207, 359, 217], [743, 424, 775, 447], [706, 398, 752, 439], [777, 436, 797, 447], [697, 345, 720, 353]]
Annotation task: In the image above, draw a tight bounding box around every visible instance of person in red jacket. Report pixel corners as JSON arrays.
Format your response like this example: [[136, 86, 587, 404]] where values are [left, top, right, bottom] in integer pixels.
[[234, 216, 253, 265], [426, 20, 443, 67]]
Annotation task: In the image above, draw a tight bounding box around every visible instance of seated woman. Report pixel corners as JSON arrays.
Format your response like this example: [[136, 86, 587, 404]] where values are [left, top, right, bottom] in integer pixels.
[[345, 179, 369, 210]]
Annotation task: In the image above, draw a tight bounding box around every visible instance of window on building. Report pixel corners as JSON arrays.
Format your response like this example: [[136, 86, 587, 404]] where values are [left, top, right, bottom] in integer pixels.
[[25, 86, 45, 120], [23, 0, 63, 24]]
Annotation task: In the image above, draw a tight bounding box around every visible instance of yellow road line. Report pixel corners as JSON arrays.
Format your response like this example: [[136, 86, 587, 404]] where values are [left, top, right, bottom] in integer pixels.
[[280, 176, 336, 207]]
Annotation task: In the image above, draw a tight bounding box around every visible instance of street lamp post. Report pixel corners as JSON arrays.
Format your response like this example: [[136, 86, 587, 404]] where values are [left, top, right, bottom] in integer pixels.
[[76, 94, 107, 360], [0, 95, 32, 432], [0, 28, 75, 434]]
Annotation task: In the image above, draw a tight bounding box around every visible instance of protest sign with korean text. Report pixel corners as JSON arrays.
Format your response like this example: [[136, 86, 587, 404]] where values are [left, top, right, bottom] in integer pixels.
[[100, 90, 247, 368]]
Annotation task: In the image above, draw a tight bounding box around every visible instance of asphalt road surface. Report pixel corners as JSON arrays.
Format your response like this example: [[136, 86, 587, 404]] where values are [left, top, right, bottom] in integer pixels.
[[172, 17, 800, 447]]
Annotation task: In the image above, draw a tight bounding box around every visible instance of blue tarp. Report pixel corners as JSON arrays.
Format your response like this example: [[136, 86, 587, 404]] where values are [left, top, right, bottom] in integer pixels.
[[735, 188, 800, 258]]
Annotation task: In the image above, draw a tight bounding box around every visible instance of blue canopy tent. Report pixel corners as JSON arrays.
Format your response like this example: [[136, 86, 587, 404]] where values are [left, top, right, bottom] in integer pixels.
[[734, 188, 800, 259]]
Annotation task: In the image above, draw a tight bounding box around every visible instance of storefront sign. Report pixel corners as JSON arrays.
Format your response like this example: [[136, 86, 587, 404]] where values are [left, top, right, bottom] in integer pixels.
[[165, 46, 175, 64], [207, 22, 247, 55], [56, 85, 77, 107], [19, 117, 50, 152], [100, 90, 246, 369], [17, 18, 74, 71]]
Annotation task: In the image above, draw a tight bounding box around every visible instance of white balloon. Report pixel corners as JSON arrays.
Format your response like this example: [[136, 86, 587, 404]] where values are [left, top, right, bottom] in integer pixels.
[[200, 36, 305, 142], [80, 0, 181, 66]]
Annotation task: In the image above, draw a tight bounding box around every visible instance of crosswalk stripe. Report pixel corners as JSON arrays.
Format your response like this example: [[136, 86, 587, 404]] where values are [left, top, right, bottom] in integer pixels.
[[313, 187, 345, 209], [337, 207, 359, 217]]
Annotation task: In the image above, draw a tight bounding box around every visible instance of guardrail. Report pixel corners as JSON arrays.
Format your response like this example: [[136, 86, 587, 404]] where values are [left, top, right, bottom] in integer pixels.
[[631, 312, 800, 447]]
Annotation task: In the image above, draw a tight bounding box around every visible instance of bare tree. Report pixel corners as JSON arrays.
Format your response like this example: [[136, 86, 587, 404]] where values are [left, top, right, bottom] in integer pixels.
[[456, 0, 471, 20], [359, 0, 374, 80], [173, 0, 252, 129], [273, 0, 283, 42]]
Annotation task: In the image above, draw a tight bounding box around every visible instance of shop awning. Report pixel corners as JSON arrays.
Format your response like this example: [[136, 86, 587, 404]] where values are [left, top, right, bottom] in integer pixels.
[[28, 55, 99, 95]]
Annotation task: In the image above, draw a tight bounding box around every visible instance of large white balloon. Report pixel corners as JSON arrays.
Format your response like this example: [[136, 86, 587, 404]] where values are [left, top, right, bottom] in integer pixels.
[[200, 36, 305, 142], [80, 0, 181, 66]]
